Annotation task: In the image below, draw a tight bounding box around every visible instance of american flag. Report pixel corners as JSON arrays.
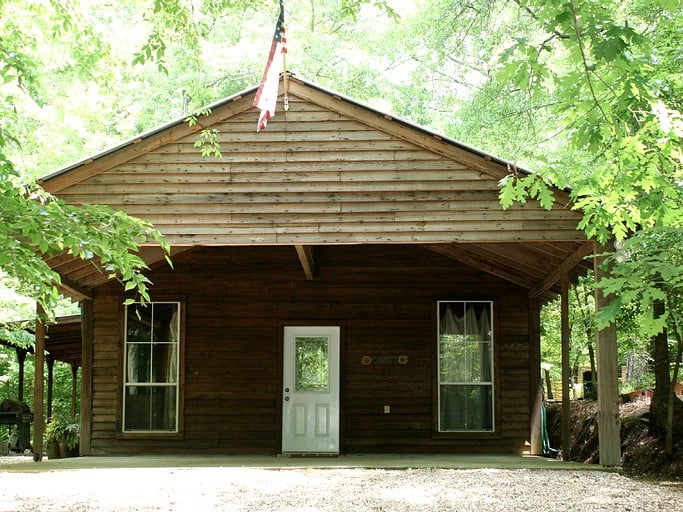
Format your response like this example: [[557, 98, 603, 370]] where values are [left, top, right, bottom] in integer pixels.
[[253, 1, 287, 132]]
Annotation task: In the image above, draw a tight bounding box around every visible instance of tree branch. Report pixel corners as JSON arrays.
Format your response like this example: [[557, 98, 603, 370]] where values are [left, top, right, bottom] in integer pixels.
[[569, 0, 612, 128]]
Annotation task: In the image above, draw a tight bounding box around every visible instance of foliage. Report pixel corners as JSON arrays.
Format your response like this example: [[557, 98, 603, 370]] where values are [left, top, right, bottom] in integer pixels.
[[0, 0, 173, 318], [496, 0, 683, 243], [599, 229, 683, 337], [44, 414, 79, 450]]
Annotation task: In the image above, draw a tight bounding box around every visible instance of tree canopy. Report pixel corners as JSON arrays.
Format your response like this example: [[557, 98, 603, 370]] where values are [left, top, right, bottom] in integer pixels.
[[1, 0, 681, 337]]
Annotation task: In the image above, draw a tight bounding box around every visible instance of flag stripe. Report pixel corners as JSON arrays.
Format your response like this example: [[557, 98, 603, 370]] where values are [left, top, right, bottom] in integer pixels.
[[254, 2, 287, 132]]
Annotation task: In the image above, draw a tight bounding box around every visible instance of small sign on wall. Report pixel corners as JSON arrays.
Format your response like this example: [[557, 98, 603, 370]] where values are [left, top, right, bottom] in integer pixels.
[[360, 355, 409, 366]]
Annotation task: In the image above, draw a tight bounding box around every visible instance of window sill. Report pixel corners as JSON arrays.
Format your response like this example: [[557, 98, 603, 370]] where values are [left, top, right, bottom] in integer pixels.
[[432, 430, 500, 440], [116, 431, 184, 440]]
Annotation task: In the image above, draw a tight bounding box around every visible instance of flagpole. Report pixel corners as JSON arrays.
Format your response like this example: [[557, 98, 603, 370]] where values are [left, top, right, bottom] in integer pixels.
[[283, 52, 289, 112], [281, 0, 289, 112]]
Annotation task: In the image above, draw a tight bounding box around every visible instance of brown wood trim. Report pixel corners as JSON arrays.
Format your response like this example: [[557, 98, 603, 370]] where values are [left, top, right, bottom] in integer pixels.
[[593, 241, 621, 466], [425, 244, 537, 291], [115, 432, 185, 441], [79, 299, 94, 455], [295, 245, 315, 280], [528, 241, 594, 298], [528, 298, 542, 455], [33, 304, 46, 461], [57, 274, 93, 301]]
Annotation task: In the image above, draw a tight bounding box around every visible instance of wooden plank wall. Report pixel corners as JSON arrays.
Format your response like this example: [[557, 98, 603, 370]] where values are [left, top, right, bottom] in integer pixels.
[[89, 245, 530, 455], [55, 95, 584, 245]]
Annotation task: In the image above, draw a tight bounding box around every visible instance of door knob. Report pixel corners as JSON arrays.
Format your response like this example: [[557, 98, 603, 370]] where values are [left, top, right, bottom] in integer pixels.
[[285, 388, 290, 392], [284, 396, 290, 401]]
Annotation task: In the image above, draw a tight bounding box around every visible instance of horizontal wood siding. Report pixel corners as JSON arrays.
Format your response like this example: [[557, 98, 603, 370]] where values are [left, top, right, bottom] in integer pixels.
[[55, 96, 584, 245], [89, 245, 531, 455]]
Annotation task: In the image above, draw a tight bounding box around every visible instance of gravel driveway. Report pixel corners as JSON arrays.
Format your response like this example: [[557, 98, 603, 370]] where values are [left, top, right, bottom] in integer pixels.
[[0, 466, 681, 512]]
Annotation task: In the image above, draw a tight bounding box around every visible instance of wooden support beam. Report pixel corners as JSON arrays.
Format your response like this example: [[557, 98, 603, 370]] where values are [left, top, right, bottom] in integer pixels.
[[594, 241, 621, 466], [425, 244, 537, 291], [70, 362, 78, 421], [33, 304, 45, 462], [56, 274, 93, 302], [561, 273, 571, 460], [80, 299, 94, 456], [529, 241, 594, 298], [16, 348, 26, 403], [528, 297, 543, 456], [295, 245, 316, 280]]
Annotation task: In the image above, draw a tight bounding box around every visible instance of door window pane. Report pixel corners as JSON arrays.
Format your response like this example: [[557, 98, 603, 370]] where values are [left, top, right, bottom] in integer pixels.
[[295, 336, 329, 392]]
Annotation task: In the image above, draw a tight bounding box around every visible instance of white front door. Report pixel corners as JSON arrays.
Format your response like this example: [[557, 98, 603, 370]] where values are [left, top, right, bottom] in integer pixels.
[[282, 326, 340, 454]]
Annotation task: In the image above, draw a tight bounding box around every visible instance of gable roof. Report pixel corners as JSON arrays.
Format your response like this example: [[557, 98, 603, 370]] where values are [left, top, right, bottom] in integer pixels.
[[41, 73, 536, 190], [39, 73, 592, 301]]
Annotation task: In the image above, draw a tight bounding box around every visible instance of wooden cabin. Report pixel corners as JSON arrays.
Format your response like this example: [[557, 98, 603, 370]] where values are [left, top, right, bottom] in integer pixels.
[[38, 73, 598, 457]]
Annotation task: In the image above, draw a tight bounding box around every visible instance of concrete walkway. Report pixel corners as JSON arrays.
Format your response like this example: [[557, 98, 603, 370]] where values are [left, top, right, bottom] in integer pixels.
[[0, 453, 618, 472]]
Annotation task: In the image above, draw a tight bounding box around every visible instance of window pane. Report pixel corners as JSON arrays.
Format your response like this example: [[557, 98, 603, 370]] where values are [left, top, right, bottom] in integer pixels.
[[127, 304, 152, 342], [150, 386, 177, 430], [440, 335, 483, 382], [124, 386, 177, 431], [440, 385, 493, 431], [295, 336, 329, 392], [153, 303, 179, 342], [124, 386, 151, 430], [126, 344, 151, 383], [152, 342, 178, 383]]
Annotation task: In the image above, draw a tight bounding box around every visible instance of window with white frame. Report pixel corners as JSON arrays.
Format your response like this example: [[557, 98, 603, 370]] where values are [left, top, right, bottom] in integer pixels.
[[437, 301, 494, 432], [123, 302, 180, 432]]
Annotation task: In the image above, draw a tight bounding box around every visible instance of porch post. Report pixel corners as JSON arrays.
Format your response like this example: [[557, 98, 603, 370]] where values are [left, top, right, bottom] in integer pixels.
[[16, 348, 26, 402], [594, 241, 621, 466], [560, 274, 571, 460], [528, 297, 543, 455], [79, 299, 94, 455], [70, 362, 79, 421], [32, 303, 45, 462]]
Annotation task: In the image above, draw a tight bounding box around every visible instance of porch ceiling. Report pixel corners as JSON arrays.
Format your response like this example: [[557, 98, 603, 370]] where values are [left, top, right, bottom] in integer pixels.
[[49, 240, 593, 304], [0, 315, 81, 365]]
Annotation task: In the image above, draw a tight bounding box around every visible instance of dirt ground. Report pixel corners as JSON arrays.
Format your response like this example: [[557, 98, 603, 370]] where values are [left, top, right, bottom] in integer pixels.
[[546, 399, 683, 478], [0, 465, 682, 512], [1, 400, 681, 511]]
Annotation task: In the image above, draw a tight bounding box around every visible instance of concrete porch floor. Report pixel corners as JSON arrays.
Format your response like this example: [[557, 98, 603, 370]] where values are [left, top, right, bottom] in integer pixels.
[[0, 453, 619, 472]]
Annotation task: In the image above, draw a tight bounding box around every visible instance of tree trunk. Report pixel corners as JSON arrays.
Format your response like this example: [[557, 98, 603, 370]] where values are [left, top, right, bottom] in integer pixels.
[[650, 300, 671, 438], [666, 337, 682, 454], [665, 296, 683, 455], [649, 298, 683, 444]]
